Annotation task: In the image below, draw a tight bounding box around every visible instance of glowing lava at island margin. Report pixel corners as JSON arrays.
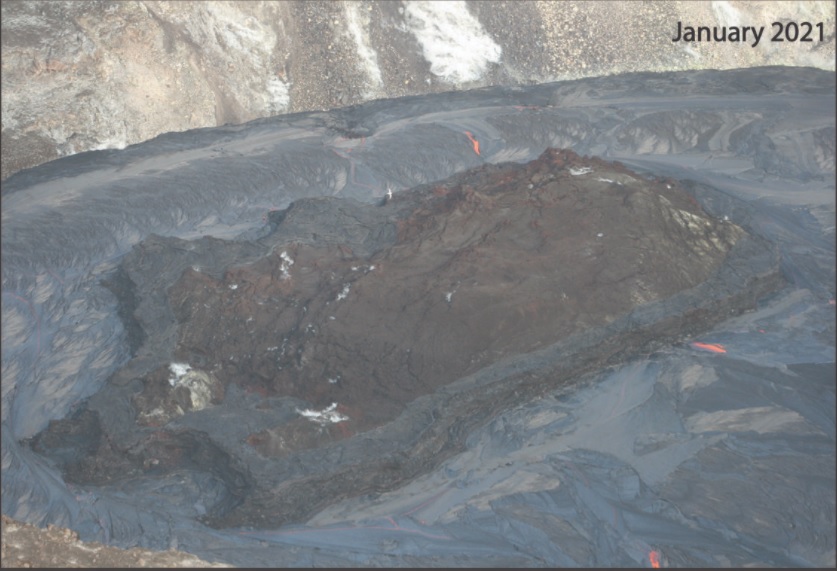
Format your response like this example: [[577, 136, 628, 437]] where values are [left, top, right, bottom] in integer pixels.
[[649, 549, 662, 568]]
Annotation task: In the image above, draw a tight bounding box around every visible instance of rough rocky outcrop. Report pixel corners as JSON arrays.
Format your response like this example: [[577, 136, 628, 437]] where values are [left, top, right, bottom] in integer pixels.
[[167, 149, 744, 444], [0, 515, 230, 568], [30, 148, 783, 530]]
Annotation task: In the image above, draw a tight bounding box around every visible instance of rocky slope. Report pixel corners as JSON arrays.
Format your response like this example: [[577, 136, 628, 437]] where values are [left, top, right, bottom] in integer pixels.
[[2, 0, 833, 180], [1, 515, 230, 568]]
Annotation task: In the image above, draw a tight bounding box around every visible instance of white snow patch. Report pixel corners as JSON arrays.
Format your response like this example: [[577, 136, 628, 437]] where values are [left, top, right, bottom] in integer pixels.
[[297, 402, 349, 425], [145, 407, 169, 419], [167, 363, 216, 411], [229, 284, 238, 290], [569, 166, 592, 176], [336, 283, 351, 301], [168, 362, 192, 387], [711, 1, 742, 30], [265, 76, 290, 114], [91, 134, 128, 152], [203, 3, 271, 56], [403, 1, 501, 84], [354, 264, 375, 273], [279, 251, 294, 279], [344, 3, 384, 97]]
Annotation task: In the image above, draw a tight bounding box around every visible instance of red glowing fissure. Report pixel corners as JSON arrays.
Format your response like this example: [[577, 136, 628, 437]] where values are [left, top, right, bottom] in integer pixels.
[[690, 341, 727, 354], [649, 549, 661, 568], [464, 131, 481, 155]]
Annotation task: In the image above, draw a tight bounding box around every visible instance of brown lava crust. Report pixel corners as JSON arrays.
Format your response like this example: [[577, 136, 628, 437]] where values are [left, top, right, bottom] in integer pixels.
[[32, 148, 781, 529]]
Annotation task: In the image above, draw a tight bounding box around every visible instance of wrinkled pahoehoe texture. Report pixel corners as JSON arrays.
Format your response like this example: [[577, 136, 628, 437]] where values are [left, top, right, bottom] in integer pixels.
[[2, 67, 834, 567], [1, 0, 834, 179]]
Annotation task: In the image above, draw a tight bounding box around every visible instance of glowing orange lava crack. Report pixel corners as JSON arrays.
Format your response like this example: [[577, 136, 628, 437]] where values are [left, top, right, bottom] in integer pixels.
[[464, 131, 480, 155], [690, 341, 727, 354], [649, 549, 662, 568]]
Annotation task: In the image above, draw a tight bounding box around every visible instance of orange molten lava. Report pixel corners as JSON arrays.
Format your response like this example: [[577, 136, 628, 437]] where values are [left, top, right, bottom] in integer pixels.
[[464, 131, 481, 155], [649, 550, 661, 568], [690, 341, 727, 353]]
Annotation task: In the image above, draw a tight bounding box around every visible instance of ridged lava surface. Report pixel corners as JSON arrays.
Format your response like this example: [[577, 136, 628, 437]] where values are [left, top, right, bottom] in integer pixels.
[[168, 149, 743, 445], [33, 148, 781, 529]]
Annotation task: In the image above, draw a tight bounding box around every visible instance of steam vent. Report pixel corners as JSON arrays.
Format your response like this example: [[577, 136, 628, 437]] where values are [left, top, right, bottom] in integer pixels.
[[32, 148, 782, 529]]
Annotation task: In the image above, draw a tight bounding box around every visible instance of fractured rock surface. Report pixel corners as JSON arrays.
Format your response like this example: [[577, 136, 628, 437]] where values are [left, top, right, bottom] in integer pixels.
[[168, 149, 743, 446], [31, 148, 782, 529]]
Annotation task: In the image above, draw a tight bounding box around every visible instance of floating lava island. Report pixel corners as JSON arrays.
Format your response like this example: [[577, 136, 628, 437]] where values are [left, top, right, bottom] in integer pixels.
[[32, 148, 782, 529]]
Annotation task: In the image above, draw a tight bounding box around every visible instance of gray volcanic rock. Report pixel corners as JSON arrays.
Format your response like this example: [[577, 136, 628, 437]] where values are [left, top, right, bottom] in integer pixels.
[[31, 148, 782, 530]]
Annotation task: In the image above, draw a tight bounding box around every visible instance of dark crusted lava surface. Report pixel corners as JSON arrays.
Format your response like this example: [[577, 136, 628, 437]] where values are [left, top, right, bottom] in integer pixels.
[[31, 148, 783, 530]]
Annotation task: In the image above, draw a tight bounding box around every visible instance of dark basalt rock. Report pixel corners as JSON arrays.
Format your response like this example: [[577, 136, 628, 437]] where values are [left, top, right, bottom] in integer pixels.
[[31, 148, 783, 529]]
